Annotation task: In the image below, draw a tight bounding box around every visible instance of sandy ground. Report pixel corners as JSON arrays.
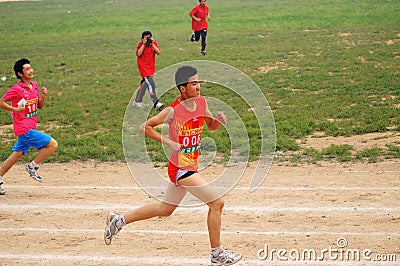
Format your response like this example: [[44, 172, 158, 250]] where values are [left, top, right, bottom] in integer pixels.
[[0, 158, 399, 265]]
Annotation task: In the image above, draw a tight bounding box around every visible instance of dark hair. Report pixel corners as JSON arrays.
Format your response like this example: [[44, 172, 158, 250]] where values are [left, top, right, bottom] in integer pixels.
[[14, 58, 30, 80], [141, 30, 152, 39], [175, 66, 197, 90]]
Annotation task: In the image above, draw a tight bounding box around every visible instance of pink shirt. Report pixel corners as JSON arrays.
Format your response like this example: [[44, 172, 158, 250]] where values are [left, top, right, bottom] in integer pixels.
[[2, 81, 40, 136], [190, 4, 209, 31]]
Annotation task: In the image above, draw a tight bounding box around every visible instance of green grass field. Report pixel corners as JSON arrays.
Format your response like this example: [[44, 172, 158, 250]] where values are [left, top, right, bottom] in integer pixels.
[[0, 0, 399, 163]]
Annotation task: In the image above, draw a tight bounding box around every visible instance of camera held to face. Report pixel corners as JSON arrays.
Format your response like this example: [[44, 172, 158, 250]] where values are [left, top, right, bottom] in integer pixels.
[[146, 37, 152, 45]]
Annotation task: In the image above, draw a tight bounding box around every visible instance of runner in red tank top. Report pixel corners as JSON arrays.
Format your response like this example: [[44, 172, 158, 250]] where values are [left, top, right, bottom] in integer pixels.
[[104, 66, 242, 265], [167, 95, 206, 183]]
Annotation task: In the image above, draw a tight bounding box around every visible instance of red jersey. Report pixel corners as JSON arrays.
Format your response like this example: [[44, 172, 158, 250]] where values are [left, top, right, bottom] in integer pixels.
[[167, 96, 206, 183], [189, 4, 209, 31], [2, 81, 40, 136], [136, 41, 159, 77]]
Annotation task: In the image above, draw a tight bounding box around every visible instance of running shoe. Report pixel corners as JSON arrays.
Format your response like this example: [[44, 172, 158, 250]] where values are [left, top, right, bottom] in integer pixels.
[[211, 249, 242, 265], [191, 33, 195, 42], [26, 164, 42, 182], [133, 101, 143, 108], [201, 50, 207, 56], [104, 212, 121, 245], [0, 182, 5, 195], [155, 102, 164, 110]]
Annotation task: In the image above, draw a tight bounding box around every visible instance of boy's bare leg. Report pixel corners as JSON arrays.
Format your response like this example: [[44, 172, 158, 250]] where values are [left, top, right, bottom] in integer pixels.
[[104, 183, 187, 245], [0, 151, 23, 176], [178, 173, 224, 248], [179, 173, 243, 264], [125, 183, 187, 222], [124, 202, 178, 223], [32, 138, 58, 164]]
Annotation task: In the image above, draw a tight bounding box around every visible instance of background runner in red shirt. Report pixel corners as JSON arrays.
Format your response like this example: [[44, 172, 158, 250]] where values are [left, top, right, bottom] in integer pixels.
[[189, 0, 211, 56]]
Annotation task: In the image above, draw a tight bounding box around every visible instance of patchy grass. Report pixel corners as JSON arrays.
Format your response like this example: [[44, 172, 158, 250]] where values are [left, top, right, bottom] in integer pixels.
[[0, 0, 399, 163]]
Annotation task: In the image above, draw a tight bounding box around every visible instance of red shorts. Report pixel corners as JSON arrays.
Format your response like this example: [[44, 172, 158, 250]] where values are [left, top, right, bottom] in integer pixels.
[[168, 162, 197, 185]]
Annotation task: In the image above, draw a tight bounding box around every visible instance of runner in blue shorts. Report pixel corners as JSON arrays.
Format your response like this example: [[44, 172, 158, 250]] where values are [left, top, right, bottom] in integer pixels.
[[0, 58, 58, 195], [12, 129, 52, 154]]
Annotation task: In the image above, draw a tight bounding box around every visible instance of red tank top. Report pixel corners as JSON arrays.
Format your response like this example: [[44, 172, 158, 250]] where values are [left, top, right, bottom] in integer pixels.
[[167, 96, 206, 183]]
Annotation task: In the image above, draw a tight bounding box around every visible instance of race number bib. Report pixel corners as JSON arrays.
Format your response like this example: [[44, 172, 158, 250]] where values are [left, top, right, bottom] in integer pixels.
[[180, 132, 202, 154], [24, 97, 38, 118]]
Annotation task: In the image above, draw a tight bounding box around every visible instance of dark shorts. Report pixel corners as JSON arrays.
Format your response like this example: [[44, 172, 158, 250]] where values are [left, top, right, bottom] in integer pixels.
[[175, 170, 196, 184]]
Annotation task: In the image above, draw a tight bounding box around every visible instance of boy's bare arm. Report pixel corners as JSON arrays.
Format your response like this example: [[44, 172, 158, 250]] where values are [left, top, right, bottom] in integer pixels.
[[0, 97, 24, 113], [139, 107, 180, 152]]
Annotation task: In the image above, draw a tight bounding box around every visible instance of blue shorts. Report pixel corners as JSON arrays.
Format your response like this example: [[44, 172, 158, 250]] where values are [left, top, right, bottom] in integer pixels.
[[12, 129, 52, 155]]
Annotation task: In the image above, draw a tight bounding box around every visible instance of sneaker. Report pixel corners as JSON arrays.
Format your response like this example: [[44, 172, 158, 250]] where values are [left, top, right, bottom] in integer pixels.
[[155, 102, 164, 110], [211, 249, 242, 265], [26, 164, 42, 182], [201, 50, 207, 56], [190, 33, 195, 42], [104, 212, 121, 245], [0, 182, 5, 195], [133, 101, 143, 108]]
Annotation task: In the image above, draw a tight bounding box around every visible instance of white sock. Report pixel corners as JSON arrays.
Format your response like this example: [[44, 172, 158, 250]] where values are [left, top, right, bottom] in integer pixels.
[[212, 246, 223, 257], [116, 216, 126, 229], [29, 161, 39, 169], [0, 176, 3, 184]]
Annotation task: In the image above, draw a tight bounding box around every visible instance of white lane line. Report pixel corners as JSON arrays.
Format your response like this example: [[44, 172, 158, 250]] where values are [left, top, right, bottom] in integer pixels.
[[0, 203, 399, 213], [0, 227, 398, 237], [0, 253, 398, 265], [0, 253, 206, 265], [342, 170, 400, 173], [3, 185, 399, 190]]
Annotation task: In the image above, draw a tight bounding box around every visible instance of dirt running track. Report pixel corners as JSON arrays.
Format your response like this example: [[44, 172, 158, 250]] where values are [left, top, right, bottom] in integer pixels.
[[0, 160, 399, 265]]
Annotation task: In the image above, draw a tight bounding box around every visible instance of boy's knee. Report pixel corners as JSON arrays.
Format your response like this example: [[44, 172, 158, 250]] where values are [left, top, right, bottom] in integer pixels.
[[160, 209, 174, 217], [158, 204, 176, 217], [209, 197, 224, 211], [14, 152, 23, 162], [49, 139, 58, 151]]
